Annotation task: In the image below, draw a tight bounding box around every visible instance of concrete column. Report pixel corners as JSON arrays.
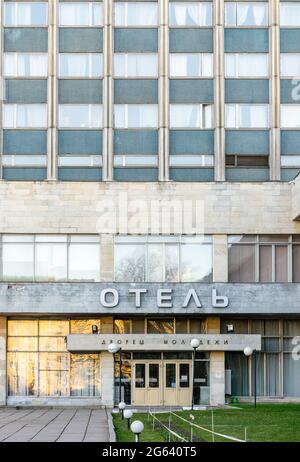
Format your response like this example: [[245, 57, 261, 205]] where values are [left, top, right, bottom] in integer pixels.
[[210, 352, 225, 406], [214, 0, 225, 181], [102, 0, 114, 181], [270, 0, 281, 181], [158, 0, 169, 181], [213, 235, 228, 282], [206, 317, 225, 406], [47, 0, 58, 180], [100, 234, 114, 281], [0, 317, 7, 406], [100, 352, 114, 406]]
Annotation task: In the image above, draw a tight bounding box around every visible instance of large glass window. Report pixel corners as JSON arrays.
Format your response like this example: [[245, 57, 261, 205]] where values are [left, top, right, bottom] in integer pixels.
[[281, 54, 300, 78], [115, 2, 158, 26], [280, 3, 300, 26], [225, 2, 268, 26], [225, 104, 269, 128], [4, 2, 48, 26], [114, 105, 158, 128], [114, 236, 212, 283], [169, 2, 212, 27], [114, 54, 158, 78], [59, 54, 103, 78], [225, 54, 269, 78], [59, 104, 103, 128], [4, 53, 48, 77], [170, 53, 213, 77], [7, 319, 101, 397], [281, 105, 300, 128], [170, 104, 213, 128], [3, 104, 47, 129], [147, 319, 174, 334], [2, 235, 100, 282], [59, 2, 103, 26], [228, 235, 296, 283]]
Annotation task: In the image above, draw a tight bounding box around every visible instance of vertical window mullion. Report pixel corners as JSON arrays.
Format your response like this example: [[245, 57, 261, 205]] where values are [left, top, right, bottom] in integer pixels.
[[272, 244, 276, 282]]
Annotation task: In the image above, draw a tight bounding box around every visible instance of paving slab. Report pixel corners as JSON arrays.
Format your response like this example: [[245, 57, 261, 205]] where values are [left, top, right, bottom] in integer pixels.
[[0, 408, 110, 442]]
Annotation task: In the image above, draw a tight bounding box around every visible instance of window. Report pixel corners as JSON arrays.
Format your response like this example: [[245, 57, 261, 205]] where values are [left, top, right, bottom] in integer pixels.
[[170, 53, 213, 77], [169, 155, 214, 167], [281, 105, 300, 128], [2, 155, 47, 168], [147, 319, 174, 334], [280, 3, 300, 26], [4, 2, 48, 26], [225, 2, 268, 26], [3, 104, 47, 128], [115, 2, 158, 26], [225, 104, 269, 128], [228, 235, 296, 283], [169, 2, 212, 27], [7, 319, 101, 397], [170, 104, 213, 128], [225, 54, 269, 78], [226, 155, 269, 168], [59, 2, 103, 26], [114, 155, 158, 167], [59, 104, 103, 128], [114, 236, 213, 283], [281, 54, 300, 77], [114, 104, 158, 128], [2, 235, 100, 282], [114, 54, 158, 78], [228, 236, 256, 282], [4, 53, 48, 77], [59, 54, 102, 78], [281, 156, 300, 168], [58, 156, 102, 167]]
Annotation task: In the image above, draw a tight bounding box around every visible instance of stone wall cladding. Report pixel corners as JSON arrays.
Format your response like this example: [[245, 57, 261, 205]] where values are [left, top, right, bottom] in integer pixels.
[[0, 181, 299, 234]]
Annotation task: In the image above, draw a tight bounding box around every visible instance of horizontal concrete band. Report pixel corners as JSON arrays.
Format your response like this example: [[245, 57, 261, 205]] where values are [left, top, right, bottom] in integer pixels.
[[1, 282, 300, 315], [67, 333, 262, 352]]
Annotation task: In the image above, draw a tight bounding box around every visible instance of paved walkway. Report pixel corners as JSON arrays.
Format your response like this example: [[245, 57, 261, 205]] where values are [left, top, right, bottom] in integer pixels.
[[0, 408, 110, 442]]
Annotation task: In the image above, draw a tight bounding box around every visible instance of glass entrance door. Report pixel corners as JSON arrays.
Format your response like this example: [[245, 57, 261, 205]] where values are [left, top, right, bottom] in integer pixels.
[[132, 361, 162, 405], [163, 361, 192, 406]]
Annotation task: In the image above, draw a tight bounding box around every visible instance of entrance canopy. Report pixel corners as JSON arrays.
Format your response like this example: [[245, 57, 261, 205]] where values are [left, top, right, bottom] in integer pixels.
[[67, 334, 261, 352]]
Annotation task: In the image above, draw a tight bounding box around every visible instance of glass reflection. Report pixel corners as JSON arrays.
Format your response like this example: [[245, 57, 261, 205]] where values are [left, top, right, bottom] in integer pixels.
[[70, 354, 100, 397], [7, 319, 101, 397]]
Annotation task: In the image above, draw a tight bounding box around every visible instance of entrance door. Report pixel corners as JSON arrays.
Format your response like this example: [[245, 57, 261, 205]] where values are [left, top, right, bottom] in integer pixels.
[[163, 361, 192, 406], [132, 361, 162, 406], [132, 360, 194, 406]]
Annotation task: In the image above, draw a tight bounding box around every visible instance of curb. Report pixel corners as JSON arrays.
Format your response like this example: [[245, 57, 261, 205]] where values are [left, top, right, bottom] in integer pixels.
[[106, 408, 116, 442]]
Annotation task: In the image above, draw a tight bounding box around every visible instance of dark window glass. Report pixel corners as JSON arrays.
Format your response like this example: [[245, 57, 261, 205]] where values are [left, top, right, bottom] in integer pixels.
[[163, 352, 192, 360], [135, 364, 145, 388], [179, 363, 190, 388], [149, 363, 159, 388], [166, 363, 176, 388], [132, 352, 161, 360], [176, 319, 188, 334], [132, 319, 145, 334], [190, 319, 206, 334], [237, 156, 268, 167], [228, 244, 256, 282]]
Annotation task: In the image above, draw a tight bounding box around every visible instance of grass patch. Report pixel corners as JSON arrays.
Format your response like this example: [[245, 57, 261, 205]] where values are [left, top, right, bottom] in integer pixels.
[[112, 404, 300, 442]]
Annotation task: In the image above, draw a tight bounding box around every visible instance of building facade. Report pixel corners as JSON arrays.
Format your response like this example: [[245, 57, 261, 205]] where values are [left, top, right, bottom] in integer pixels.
[[0, 0, 300, 407]]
